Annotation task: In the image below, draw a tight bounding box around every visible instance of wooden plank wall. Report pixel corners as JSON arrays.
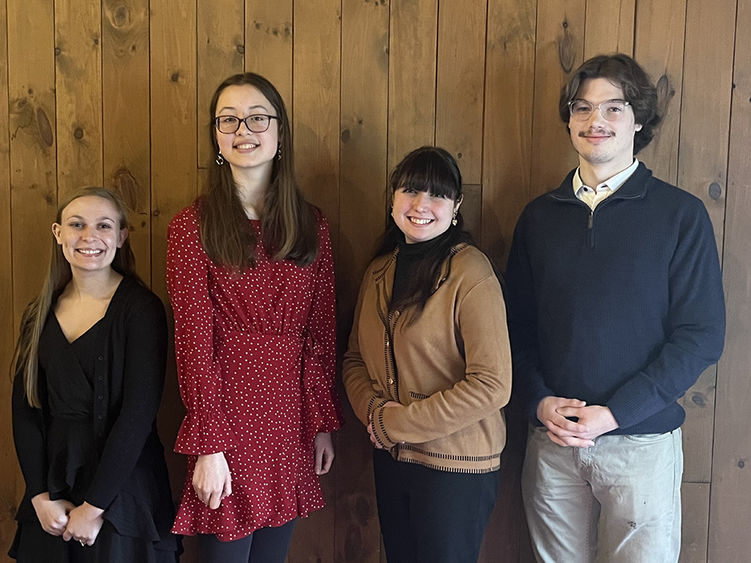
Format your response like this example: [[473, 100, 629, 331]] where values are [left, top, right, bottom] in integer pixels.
[[0, 1, 748, 561]]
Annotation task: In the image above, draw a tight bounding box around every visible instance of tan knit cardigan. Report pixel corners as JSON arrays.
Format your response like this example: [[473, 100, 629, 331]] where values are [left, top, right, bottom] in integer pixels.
[[342, 244, 512, 473]]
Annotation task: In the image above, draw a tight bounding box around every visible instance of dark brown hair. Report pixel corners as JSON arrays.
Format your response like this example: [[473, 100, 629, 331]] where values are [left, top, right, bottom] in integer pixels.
[[559, 53, 661, 154], [200, 72, 318, 269], [376, 146, 474, 313], [13, 187, 137, 407]]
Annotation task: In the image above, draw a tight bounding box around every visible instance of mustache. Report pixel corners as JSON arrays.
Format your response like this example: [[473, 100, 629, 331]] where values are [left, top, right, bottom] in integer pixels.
[[578, 128, 613, 137]]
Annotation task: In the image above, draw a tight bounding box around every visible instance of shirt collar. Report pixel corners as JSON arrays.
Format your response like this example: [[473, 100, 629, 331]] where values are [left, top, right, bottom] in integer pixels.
[[573, 158, 640, 198]]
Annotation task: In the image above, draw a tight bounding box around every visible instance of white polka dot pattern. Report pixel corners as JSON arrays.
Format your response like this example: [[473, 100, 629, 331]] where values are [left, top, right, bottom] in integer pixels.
[[166, 203, 342, 541]]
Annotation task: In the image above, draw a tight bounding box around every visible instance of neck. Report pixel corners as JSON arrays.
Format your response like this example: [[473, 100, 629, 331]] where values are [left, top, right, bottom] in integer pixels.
[[232, 167, 271, 219], [68, 268, 123, 300], [578, 157, 634, 187]]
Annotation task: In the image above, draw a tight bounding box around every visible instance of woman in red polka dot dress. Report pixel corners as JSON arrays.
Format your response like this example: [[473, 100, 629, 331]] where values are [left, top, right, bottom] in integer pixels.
[[166, 72, 343, 562]]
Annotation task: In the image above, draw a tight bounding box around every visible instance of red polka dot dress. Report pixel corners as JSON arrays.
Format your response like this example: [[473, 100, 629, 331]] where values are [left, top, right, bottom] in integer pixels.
[[166, 203, 343, 541]]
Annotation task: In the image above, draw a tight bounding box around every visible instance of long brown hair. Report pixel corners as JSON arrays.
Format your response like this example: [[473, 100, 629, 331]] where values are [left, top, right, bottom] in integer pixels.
[[12, 187, 137, 407], [201, 72, 318, 269]]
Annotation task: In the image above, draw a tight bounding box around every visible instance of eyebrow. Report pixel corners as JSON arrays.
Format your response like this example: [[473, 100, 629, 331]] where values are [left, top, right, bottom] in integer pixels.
[[573, 97, 627, 103], [66, 214, 117, 222], [216, 104, 269, 113]]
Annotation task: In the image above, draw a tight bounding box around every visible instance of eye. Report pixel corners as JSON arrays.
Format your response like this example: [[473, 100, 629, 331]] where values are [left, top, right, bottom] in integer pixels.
[[98, 223, 113, 230], [400, 187, 417, 194], [68, 221, 83, 228], [249, 114, 269, 123], [571, 101, 592, 114], [218, 116, 239, 125]]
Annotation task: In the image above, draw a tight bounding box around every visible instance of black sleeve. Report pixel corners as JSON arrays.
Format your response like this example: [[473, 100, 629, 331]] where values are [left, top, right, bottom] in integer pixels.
[[12, 367, 48, 499], [84, 293, 168, 509]]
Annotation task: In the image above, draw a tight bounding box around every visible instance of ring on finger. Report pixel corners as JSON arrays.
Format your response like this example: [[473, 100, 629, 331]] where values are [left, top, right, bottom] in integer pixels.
[[78, 540, 86, 547]]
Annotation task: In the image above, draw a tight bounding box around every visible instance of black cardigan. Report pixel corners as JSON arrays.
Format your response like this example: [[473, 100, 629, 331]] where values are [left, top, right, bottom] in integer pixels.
[[12, 276, 174, 537]]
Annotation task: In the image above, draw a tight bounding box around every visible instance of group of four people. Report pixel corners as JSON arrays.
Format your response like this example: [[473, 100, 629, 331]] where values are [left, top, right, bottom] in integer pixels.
[[10, 52, 724, 563]]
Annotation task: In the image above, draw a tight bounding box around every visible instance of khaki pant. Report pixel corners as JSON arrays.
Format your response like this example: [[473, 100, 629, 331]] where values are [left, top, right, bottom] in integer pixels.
[[522, 426, 683, 563]]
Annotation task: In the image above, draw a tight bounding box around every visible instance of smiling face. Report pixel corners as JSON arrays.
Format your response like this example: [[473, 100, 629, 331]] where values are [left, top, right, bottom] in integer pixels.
[[568, 77, 642, 176], [391, 187, 462, 244], [214, 84, 279, 177], [52, 195, 127, 274]]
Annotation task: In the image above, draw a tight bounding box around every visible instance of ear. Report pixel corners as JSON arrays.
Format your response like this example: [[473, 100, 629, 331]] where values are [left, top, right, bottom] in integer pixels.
[[52, 223, 63, 244], [117, 227, 128, 248], [454, 195, 464, 213]]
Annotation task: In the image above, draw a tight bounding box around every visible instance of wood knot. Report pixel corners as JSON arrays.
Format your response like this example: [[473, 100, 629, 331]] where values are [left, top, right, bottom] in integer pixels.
[[37, 108, 54, 147], [74, 127, 84, 140]]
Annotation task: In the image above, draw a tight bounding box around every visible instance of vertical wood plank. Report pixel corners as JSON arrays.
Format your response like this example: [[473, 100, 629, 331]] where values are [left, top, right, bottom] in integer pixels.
[[481, 0, 536, 267], [388, 0, 437, 171], [337, 0, 390, 561], [245, 1, 293, 107], [0, 0, 18, 553], [529, 0, 584, 197], [674, 0, 735, 488], [287, 1, 341, 561], [54, 0, 103, 195], [102, 0, 152, 282], [479, 5, 538, 563], [197, 0, 244, 168], [435, 0, 486, 184], [710, 1, 751, 560], [292, 0, 341, 242], [150, 3, 198, 561], [680, 483, 709, 563], [583, 0, 635, 58], [7, 0, 57, 324], [633, 0, 686, 185]]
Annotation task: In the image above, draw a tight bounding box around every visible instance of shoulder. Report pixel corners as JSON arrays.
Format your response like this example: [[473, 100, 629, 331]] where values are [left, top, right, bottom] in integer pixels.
[[452, 244, 496, 279], [169, 201, 201, 233], [116, 277, 166, 318]]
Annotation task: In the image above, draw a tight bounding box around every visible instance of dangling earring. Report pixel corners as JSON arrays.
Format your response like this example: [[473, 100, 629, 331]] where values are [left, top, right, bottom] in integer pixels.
[[215, 151, 225, 166], [451, 210, 458, 227], [276, 144, 282, 161]]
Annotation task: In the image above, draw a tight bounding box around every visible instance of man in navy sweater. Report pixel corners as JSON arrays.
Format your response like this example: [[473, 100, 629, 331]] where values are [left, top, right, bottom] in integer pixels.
[[506, 54, 725, 562]]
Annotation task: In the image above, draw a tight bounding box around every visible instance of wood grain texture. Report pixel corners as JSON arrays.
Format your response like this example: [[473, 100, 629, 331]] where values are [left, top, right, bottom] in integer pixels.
[[435, 0, 486, 184], [0, 0, 19, 553], [680, 482, 710, 563], [54, 0, 103, 194], [633, 0, 686, 185], [197, 0, 244, 168], [245, 0, 293, 107], [388, 0, 438, 172], [709, 0, 751, 560], [337, 0, 390, 560], [529, 0, 584, 197], [481, 0, 536, 268], [7, 0, 57, 320], [675, 0, 735, 488], [583, 0, 635, 58], [102, 0, 152, 282]]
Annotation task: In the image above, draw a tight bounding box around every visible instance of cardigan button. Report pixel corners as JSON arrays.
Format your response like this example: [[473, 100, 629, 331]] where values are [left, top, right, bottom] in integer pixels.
[[97, 395, 104, 401], [97, 355, 104, 361]]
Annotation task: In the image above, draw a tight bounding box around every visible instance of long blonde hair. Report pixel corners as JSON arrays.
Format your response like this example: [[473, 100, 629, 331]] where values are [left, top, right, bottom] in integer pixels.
[[12, 187, 137, 407]]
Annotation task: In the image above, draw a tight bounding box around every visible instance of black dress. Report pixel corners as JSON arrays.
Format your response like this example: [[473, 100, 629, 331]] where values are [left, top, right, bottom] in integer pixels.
[[10, 277, 180, 563]]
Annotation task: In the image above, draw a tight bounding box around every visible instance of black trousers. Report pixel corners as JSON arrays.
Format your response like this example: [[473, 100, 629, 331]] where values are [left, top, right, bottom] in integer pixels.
[[373, 449, 499, 563], [197, 519, 296, 563]]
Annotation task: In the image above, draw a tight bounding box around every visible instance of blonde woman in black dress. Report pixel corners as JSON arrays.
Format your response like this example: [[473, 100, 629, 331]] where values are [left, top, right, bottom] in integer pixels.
[[10, 187, 179, 562]]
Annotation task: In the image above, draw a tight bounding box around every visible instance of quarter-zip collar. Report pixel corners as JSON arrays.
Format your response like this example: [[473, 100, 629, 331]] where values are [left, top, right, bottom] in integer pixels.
[[548, 162, 653, 248]]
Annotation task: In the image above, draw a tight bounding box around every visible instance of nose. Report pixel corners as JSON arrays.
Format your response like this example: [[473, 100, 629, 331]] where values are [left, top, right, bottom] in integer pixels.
[[237, 118, 252, 134], [413, 192, 431, 211], [81, 225, 96, 239], [587, 104, 608, 126]]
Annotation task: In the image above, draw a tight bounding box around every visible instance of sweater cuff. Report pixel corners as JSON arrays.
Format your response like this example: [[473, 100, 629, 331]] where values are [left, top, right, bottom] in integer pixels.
[[174, 410, 239, 455], [371, 406, 397, 449]]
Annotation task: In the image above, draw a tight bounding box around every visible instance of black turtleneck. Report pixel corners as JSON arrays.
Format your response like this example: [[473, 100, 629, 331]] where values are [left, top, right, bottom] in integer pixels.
[[392, 229, 452, 305]]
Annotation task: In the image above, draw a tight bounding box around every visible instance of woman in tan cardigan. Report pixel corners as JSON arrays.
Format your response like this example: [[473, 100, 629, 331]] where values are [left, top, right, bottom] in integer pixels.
[[343, 146, 512, 563]]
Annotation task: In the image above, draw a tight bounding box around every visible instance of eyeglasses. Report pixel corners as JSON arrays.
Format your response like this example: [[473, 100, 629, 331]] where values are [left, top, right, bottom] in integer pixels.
[[568, 99, 631, 122], [214, 114, 279, 134]]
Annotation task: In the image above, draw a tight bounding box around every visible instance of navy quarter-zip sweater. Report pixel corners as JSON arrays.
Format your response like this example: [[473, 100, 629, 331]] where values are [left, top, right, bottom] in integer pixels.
[[506, 162, 725, 434]]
